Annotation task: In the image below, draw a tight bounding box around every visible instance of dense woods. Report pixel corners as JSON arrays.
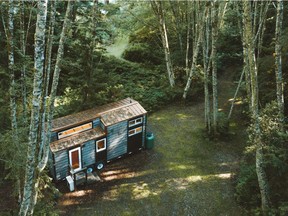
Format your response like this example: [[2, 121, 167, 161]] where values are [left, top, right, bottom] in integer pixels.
[[0, 1, 287, 215]]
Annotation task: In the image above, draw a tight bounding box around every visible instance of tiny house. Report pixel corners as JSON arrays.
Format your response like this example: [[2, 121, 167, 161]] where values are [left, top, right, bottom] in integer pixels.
[[48, 98, 147, 182]]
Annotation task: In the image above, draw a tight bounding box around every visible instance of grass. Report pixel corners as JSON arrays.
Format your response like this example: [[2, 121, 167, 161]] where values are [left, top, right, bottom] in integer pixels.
[[57, 101, 246, 216]]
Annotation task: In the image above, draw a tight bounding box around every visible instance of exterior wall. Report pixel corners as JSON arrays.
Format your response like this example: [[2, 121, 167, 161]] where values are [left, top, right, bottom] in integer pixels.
[[93, 118, 101, 128], [50, 132, 58, 142], [82, 140, 95, 167], [107, 121, 128, 160], [54, 149, 69, 180], [48, 150, 55, 179]]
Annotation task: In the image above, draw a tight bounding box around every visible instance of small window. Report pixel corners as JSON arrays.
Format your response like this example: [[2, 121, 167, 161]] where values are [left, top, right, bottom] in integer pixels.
[[96, 138, 106, 152], [129, 117, 143, 127], [58, 122, 92, 139], [128, 126, 142, 137]]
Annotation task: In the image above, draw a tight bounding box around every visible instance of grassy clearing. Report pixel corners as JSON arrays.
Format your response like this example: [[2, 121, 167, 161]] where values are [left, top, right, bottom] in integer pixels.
[[58, 101, 245, 216]]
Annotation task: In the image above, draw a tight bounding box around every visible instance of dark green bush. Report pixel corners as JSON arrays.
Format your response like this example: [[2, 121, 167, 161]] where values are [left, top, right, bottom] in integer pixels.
[[122, 43, 162, 65]]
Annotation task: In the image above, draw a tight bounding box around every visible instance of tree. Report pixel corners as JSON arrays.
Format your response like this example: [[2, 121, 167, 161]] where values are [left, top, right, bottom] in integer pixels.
[[151, 0, 175, 87], [19, 1, 72, 214], [242, 1, 271, 214], [19, 0, 48, 215], [274, 0, 284, 125], [183, 1, 206, 99]]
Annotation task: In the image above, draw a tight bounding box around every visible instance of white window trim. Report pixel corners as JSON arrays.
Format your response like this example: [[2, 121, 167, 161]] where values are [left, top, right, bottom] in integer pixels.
[[129, 117, 143, 128], [58, 122, 92, 139], [96, 138, 106, 152], [69, 147, 82, 172], [128, 126, 143, 137]]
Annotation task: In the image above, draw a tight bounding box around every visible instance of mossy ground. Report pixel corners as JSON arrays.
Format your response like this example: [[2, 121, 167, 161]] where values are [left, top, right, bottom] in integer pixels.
[[57, 96, 246, 215]]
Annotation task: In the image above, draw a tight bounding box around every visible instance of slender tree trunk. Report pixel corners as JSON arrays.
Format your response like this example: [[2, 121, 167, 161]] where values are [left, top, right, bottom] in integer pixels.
[[8, 0, 22, 204], [39, 0, 56, 162], [30, 2, 72, 213], [243, 1, 271, 214], [211, 1, 219, 134], [274, 0, 284, 123], [185, 1, 191, 75], [8, 0, 18, 141], [20, 0, 27, 126], [228, 66, 246, 120], [203, 6, 211, 134], [183, 2, 205, 99], [169, 0, 183, 54], [151, 1, 175, 87], [19, 0, 48, 215]]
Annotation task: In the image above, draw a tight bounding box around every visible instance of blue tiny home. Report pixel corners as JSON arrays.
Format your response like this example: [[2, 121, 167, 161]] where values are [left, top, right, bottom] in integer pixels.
[[48, 98, 147, 183]]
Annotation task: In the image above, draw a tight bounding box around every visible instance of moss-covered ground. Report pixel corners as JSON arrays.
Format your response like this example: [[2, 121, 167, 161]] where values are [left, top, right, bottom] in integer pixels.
[[57, 94, 246, 215]]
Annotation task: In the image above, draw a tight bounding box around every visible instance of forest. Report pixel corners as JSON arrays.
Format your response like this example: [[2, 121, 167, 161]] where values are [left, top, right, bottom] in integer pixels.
[[0, 0, 287, 215]]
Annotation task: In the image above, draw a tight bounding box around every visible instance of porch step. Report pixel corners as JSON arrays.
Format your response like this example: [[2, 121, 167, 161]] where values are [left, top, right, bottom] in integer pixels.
[[87, 172, 102, 184]]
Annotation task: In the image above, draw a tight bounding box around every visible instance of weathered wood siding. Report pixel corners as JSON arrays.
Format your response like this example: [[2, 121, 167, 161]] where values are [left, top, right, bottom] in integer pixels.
[[48, 150, 55, 179], [50, 131, 58, 142], [107, 121, 127, 160], [93, 118, 101, 128], [54, 149, 69, 180], [82, 140, 95, 167]]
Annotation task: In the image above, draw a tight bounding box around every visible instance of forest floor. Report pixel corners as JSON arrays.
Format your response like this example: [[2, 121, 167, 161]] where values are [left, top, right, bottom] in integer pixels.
[[56, 68, 248, 215]]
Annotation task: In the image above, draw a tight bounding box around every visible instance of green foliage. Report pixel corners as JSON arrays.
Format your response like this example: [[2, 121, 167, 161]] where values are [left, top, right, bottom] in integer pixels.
[[122, 43, 162, 64], [33, 172, 61, 216], [235, 101, 288, 213]]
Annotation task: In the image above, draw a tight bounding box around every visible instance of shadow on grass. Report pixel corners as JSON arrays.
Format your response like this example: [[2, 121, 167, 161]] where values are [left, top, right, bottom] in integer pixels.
[[57, 103, 244, 215]]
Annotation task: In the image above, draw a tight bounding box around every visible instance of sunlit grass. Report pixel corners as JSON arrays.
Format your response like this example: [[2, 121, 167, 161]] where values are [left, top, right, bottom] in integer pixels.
[[59, 103, 245, 216]]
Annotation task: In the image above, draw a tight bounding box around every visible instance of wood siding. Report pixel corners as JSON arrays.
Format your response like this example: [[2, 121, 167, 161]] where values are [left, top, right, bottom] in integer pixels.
[[82, 140, 95, 167], [93, 118, 101, 128], [50, 132, 57, 142], [107, 121, 127, 160], [48, 150, 55, 179], [54, 149, 69, 180]]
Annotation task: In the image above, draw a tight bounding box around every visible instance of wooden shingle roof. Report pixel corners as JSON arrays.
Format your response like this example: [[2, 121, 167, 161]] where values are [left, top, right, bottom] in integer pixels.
[[50, 126, 106, 152], [51, 98, 147, 132]]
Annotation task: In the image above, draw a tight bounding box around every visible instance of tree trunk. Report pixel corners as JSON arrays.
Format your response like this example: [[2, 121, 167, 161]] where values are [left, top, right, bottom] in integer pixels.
[[274, 0, 284, 123], [8, 0, 22, 203], [8, 0, 18, 141], [39, 0, 56, 162], [151, 1, 175, 87], [211, 1, 219, 134], [30, 2, 72, 214], [19, 0, 48, 215], [202, 6, 211, 133], [20, 0, 27, 125], [185, 1, 191, 75], [243, 1, 271, 214], [183, 2, 205, 99]]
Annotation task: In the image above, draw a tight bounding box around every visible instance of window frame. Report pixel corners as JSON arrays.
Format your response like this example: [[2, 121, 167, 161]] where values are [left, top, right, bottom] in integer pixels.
[[128, 126, 143, 137], [69, 147, 82, 172], [58, 122, 92, 139], [128, 117, 143, 128], [96, 138, 107, 153]]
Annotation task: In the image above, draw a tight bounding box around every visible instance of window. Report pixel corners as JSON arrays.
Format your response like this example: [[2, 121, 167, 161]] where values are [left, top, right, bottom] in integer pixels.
[[96, 138, 106, 152], [69, 147, 82, 172], [128, 117, 143, 127], [58, 122, 92, 139], [128, 126, 142, 137]]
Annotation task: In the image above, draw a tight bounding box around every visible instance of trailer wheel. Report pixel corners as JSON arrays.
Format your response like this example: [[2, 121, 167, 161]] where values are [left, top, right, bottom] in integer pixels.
[[97, 162, 104, 170]]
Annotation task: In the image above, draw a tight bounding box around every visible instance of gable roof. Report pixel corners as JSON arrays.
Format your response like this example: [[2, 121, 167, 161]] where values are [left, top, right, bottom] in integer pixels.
[[51, 98, 147, 132], [50, 126, 106, 152]]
